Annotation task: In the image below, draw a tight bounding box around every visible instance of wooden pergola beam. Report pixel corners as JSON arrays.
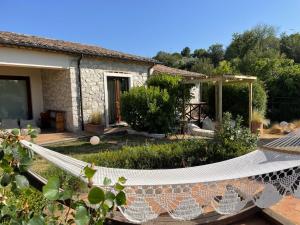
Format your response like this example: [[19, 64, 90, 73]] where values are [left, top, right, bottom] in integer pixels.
[[249, 82, 253, 129]]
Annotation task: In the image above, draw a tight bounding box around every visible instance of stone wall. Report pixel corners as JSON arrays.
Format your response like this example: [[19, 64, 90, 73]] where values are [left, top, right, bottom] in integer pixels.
[[80, 57, 150, 125], [190, 83, 201, 103], [41, 66, 80, 131]]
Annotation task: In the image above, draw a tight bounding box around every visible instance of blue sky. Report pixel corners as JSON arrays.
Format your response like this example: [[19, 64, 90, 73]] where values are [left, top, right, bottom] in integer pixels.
[[1, 0, 300, 57]]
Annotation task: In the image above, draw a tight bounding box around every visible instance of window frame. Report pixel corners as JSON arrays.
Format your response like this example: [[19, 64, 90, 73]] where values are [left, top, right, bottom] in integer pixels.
[[0, 75, 33, 119]]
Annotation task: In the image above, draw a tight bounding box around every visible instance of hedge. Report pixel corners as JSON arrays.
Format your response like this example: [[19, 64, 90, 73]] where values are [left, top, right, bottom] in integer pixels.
[[83, 139, 209, 169], [121, 86, 173, 133], [266, 70, 300, 121]]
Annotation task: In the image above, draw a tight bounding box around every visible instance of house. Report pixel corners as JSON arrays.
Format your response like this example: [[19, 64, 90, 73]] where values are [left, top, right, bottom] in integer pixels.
[[0, 31, 206, 132]]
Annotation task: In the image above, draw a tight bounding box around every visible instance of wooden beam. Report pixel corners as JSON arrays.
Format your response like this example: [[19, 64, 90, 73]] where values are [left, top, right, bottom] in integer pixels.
[[249, 82, 253, 128], [218, 80, 223, 123], [215, 82, 218, 121]]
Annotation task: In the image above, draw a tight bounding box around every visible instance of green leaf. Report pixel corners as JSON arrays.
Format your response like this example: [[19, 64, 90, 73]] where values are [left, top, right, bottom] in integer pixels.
[[75, 205, 89, 225], [114, 183, 124, 191], [105, 191, 116, 201], [28, 215, 45, 225], [116, 191, 126, 206], [1, 173, 11, 187], [83, 165, 96, 179], [88, 187, 105, 204], [118, 177, 127, 184], [15, 175, 29, 189], [104, 199, 114, 209], [11, 129, 20, 136], [60, 189, 73, 201], [103, 177, 112, 186], [43, 177, 60, 200]]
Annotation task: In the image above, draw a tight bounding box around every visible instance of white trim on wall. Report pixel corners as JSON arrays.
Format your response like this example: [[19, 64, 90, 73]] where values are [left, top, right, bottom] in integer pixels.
[[103, 72, 133, 127]]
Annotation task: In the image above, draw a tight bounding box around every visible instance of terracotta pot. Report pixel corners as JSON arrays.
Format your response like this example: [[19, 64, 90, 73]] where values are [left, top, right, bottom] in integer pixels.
[[85, 124, 105, 134], [251, 121, 263, 134]]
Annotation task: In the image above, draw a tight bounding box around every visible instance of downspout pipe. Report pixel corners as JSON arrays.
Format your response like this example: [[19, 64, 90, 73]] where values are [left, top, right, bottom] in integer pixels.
[[77, 54, 84, 131]]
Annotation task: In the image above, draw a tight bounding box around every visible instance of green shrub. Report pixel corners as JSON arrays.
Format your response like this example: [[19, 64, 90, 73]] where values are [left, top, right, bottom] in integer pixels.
[[146, 73, 194, 118], [206, 80, 267, 123], [266, 66, 300, 121], [7, 187, 48, 215], [83, 139, 208, 169], [121, 86, 174, 133], [40, 166, 86, 192], [121, 74, 194, 133], [208, 112, 258, 162]]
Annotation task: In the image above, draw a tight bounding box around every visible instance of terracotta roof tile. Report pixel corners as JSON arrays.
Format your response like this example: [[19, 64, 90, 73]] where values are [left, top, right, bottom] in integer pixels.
[[0, 31, 157, 64], [152, 64, 207, 78]]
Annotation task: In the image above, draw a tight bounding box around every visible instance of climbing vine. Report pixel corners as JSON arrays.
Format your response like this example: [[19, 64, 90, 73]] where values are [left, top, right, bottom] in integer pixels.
[[0, 128, 126, 225]]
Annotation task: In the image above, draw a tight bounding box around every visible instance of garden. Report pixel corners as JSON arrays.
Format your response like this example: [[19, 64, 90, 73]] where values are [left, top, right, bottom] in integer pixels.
[[0, 108, 258, 224]]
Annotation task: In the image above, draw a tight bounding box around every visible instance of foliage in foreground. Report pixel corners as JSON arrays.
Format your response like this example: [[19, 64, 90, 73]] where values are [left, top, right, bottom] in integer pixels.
[[0, 129, 126, 225]]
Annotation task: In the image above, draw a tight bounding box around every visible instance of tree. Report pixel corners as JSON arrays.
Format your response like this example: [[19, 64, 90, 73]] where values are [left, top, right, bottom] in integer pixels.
[[181, 47, 191, 57], [208, 44, 224, 66], [225, 25, 280, 60], [213, 60, 236, 75], [280, 33, 300, 63], [153, 51, 182, 67], [193, 48, 208, 58], [191, 58, 214, 75]]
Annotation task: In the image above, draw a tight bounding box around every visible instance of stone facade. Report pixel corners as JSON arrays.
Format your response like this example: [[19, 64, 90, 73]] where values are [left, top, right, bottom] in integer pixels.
[[41, 57, 150, 131], [190, 83, 201, 103], [40, 57, 201, 131], [80, 57, 150, 126], [41, 65, 80, 131]]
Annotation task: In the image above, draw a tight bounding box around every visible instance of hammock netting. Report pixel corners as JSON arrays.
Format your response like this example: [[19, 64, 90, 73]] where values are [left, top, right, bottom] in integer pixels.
[[21, 129, 300, 223]]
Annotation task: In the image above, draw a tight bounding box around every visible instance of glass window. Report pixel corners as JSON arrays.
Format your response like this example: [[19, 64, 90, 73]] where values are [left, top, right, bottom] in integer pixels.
[[0, 77, 31, 120]]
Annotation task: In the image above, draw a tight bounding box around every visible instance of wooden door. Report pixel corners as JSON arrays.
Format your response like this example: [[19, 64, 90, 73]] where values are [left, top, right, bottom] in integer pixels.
[[107, 77, 129, 124]]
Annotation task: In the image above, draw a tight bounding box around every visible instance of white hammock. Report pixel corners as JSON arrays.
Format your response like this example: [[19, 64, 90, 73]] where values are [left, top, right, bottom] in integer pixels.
[[21, 129, 300, 223]]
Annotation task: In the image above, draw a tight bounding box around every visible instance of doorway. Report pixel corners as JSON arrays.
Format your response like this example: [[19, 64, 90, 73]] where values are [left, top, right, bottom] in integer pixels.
[[107, 77, 129, 124]]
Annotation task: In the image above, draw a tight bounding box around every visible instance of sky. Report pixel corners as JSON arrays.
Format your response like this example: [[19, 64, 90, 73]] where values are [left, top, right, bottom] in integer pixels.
[[1, 0, 300, 57]]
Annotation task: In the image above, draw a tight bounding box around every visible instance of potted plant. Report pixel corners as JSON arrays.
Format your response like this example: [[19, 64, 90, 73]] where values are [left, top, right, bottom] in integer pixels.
[[251, 111, 269, 135], [85, 112, 105, 134]]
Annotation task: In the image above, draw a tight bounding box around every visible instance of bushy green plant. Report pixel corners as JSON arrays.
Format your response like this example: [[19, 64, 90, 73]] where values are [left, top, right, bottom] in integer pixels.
[[40, 166, 86, 192], [83, 139, 208, 169], [146, 73, 194, 116], [206, 80, 267, 123], [121, 74, 193, 133], [121, 86, 173, 133], [208, 112, 258, 162], [266, 65, 300, 121]]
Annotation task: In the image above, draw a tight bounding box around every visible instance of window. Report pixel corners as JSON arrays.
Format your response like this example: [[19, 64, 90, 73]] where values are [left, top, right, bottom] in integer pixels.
[[0, 76, 32, 120]]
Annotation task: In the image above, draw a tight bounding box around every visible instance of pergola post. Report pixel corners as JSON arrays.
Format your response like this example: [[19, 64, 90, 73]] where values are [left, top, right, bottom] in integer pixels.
[[248, 82, 253, 129], [218, 80, 223, 123]]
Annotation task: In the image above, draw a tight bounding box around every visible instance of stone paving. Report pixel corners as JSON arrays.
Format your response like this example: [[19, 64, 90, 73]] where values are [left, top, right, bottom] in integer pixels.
[[271, 196, 300, 225]]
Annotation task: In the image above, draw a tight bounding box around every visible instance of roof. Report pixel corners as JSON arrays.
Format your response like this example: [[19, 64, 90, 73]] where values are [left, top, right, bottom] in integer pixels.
[[152, 64, 208, 79], [0, 31, 157, 64]]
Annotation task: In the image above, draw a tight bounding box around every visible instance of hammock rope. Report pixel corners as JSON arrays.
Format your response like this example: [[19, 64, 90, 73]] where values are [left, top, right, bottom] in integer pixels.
[[21, 129, 300, 223]]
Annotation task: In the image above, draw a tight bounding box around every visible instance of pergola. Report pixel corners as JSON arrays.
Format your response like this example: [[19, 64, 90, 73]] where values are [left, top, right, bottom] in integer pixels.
[[151, 64, 257, 128], [183, 74, 257, 127]]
